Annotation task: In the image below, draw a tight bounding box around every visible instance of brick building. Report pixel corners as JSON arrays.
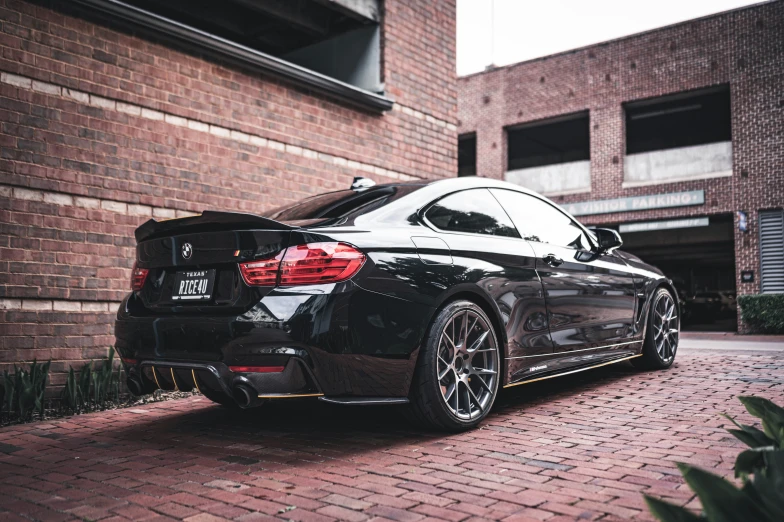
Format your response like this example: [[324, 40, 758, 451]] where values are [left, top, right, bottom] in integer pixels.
[[0, 0, 457, 380], [458, 1, 784, 331]]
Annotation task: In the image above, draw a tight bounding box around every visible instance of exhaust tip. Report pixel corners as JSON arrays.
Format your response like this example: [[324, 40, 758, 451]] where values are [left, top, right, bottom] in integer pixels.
[[233, 385, 255, 408], [127, 375, 144, 396]]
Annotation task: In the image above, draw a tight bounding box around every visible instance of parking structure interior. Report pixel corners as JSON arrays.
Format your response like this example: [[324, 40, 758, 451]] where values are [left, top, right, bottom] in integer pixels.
[[604, 214, 737, 332]]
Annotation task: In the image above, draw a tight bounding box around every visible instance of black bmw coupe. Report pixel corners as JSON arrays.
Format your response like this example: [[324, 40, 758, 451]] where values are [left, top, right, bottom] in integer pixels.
[[116, 177, 679, 430]]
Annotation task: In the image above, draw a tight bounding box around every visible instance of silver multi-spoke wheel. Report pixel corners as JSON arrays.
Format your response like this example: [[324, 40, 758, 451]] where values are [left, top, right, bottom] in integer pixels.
[[436, 309, 499, 420], [652, 292, 679, 363]]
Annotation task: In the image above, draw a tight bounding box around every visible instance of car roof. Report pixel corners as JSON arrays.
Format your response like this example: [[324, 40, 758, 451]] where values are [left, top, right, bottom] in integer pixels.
[[362, 176, 591, 234], [383, 176, 540, 195]]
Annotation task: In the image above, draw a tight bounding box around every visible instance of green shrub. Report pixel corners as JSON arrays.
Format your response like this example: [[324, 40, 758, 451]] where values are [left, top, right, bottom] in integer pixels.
[[738, 294, 784, 334], [1, 361, 50, 421], [3, 347, 124, 421], [62, 367, 81, 412], [645, 396, 784, 521], [61, 347, 122, 414]]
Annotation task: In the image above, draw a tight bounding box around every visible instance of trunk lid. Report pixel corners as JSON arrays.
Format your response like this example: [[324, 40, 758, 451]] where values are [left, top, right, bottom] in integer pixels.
[[135, 210, 295, 242], [134, 212, 296, 314]]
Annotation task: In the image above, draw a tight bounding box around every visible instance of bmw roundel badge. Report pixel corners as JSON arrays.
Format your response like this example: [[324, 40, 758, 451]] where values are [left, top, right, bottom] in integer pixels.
[[181, 242, 193, 259]]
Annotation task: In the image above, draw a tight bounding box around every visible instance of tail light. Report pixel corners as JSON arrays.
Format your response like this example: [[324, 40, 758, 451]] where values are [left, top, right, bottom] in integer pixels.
[[280, 242, 365, 285], [130, 262, 149, 291], [239, 252, 284, 286], [239, 242, 365, 287]]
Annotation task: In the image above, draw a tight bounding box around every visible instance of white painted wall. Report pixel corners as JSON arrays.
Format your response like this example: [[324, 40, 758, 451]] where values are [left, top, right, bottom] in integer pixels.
[[505, 159, 591, 195], [624, 141, 733, 186]]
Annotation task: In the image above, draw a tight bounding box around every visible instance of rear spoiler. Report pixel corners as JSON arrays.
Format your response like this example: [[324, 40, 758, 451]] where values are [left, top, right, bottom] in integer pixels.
[[134, 210, 297, 242]]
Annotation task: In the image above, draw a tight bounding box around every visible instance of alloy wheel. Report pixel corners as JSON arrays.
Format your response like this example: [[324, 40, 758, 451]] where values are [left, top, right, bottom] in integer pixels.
[[653, 292, 679, 363], [436, 309, 499, 420]]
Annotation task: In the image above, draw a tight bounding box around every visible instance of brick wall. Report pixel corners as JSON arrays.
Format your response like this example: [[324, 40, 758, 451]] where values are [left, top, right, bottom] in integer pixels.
[[0, 0, 457, 381], [458, 1, 784, 330]]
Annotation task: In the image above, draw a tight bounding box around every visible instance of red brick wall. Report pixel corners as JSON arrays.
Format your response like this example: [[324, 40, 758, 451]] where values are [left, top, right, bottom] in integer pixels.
[[458, 1, 784, 329], [0, 0, 457, 380]]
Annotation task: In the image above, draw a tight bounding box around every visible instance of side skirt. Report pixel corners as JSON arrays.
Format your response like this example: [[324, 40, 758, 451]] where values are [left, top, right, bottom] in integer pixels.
[[503, 354, 642, 388], [318, 397, 410, 406]]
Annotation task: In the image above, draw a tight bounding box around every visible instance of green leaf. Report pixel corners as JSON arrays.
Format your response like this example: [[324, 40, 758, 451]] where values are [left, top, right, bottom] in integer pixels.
[[722, 413, 774, 448], [644, 495, 704, 522], [739, 396, 784, 447], [677, 462, 773, 522], [759, 450, 784, 493], [3, 370, 14, 414], [743, 469, 784, 522], [62, 367, 81, 412], [727, 427, 772, 449], [735, 447, 775, 477], [79, 362, 92, 410]]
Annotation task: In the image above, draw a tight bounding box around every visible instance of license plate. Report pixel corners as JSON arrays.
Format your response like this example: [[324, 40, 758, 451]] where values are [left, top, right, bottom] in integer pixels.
[[172, 270, 215, 302]]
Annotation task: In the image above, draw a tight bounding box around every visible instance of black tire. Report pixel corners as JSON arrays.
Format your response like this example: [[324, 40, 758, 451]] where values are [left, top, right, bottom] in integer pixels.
[[407, 300, 501, 431], [632, 287, 679, 370]]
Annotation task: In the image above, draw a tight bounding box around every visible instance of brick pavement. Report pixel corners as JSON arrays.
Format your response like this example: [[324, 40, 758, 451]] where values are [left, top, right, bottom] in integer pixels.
[[2, 350, 783, 522]]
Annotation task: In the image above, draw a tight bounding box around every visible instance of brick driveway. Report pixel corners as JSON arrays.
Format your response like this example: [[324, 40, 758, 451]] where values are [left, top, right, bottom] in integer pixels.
[[2, 348, 783, 522]]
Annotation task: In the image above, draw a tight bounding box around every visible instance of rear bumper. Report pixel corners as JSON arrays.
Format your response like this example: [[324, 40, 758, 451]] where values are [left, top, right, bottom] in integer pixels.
[[115, 282, 434, 401]]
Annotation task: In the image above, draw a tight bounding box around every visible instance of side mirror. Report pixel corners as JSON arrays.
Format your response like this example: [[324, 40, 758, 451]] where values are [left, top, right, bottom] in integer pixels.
[[593, 228, 623, 253]]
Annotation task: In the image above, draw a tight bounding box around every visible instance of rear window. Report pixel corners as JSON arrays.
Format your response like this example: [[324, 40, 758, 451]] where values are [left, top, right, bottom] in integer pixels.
[[264, 186, 420, 221]]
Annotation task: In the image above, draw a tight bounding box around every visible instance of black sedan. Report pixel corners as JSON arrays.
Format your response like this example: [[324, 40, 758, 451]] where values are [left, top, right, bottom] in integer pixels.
[[116, 177, 679, 430]]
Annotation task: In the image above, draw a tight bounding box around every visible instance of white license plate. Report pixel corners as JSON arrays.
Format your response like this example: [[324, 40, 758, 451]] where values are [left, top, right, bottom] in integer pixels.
[[172, 270, 215, 301]]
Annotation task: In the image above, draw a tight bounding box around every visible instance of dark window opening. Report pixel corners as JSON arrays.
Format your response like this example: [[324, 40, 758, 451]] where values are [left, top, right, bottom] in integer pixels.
[[71, 0, 388, 110], [613, 214, 737, 332], [458, 134, 477, 177], [625, 86, 731, 154], [507, 112, 589, 171]]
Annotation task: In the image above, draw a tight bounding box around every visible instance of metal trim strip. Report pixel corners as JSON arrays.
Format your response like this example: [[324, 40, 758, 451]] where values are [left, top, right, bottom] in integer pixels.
[[505, 339, 643, 360], [257, 393, 324, 399], [503, 354, 643, 388]]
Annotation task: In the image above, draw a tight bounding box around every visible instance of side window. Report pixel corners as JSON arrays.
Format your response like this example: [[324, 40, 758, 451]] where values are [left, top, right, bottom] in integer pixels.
[[490, 189, 592, 250], [425, 189, 519, 238]]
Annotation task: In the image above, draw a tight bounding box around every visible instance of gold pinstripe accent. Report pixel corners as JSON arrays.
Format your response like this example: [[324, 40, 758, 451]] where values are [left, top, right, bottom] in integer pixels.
[[150, 366, 163, 389], [257, 393, 324, 399], [503, 354, 643, 388], [191, 369, 202, 393], [170, 368, 180, 391]]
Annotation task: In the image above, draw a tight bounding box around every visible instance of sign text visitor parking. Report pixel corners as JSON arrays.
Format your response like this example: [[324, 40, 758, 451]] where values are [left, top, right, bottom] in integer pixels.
[[563, 190, 705, 216]]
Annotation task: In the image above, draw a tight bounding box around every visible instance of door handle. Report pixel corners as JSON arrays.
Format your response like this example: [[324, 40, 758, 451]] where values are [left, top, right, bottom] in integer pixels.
[[543, 253, 563, 267]]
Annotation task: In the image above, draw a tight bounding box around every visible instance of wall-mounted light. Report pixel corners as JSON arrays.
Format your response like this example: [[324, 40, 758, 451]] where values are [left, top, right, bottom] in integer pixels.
[[738, 210, 748, 232]]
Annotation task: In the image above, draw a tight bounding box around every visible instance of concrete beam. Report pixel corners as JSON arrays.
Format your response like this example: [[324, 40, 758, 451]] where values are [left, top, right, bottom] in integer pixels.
[[505, 160, 591, 197], [311, 0, 380, 22], [624, 141, 733, 187]]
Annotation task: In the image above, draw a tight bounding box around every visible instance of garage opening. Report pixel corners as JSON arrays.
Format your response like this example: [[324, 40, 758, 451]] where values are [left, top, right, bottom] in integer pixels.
[[624, 86, 732, 185], [505, 112, 590, 195], [458, 133, 477, 177], [612, 214, 737, 331]]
